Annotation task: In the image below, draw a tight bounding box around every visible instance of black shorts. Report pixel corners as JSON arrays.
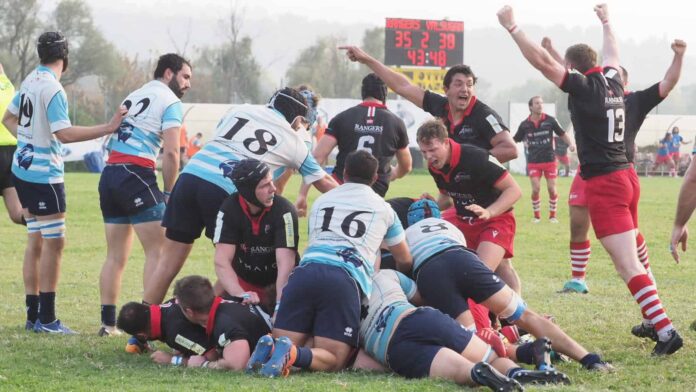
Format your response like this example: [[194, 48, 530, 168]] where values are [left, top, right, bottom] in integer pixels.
[[98, 164, 164, 223], [274, 263, 362, 347], [12, 174, 66, 216], [0, 145, 15, 191], [387, 307, 473, 379], [162, 173, 229, 243], [415, 247, 506, 319]]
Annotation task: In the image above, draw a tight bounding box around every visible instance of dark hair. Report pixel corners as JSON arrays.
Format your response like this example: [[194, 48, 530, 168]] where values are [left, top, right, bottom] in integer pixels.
[[443, 65, 477, 88], [672, 126, 680, 133], [116, 302, 150, 336], [154, 53, 191, 79], [361, 73, 387, 102], [416, 119, 448, 145], [620, 66, 628, 82], [564, 44, 597, 74], [344, 150, 378, 185], [528, 96, 542, 108], [37, 31, 69, 65], [174, 275, 215, 313], [268, 87, 308, 124]]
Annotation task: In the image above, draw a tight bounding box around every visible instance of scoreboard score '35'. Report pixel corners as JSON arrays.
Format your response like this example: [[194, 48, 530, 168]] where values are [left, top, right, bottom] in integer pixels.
[[384, 18, 464, 68]]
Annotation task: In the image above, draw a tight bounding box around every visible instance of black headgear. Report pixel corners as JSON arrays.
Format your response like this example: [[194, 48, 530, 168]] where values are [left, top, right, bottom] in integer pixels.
[[361, 73, 387, 103], [229, 158, 271, 208], [268, 87, 308, 124], [37, 32, 69, 71]]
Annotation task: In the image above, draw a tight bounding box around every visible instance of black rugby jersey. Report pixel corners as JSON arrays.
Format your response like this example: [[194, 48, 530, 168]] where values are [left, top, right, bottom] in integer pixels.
[[150, 301, 210, 356], [428, 140, 508, 218], [422, 92, 509, 149], [327, 102, 409, 196], [561, 66, 629, 178], [206, 297, 271, 351], [624, 83, 663, 163], [214, 193, 299, 286], [513, 113, 565, 163]]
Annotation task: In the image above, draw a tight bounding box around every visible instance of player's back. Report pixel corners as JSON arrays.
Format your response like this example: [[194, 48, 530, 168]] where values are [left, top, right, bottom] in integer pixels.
[[405, 217, 467, 271], [302, 182, 404, 295], [211, 299, 272, 350], [183, 105, 310, 192], [159, 301, 209, 356]]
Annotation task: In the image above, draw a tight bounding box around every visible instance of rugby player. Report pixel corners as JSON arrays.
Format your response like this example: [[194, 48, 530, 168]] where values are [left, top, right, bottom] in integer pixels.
[[98, 53, 191, 336], [0, 62, 23, 225], [295, 73, 411, 215], [554, 136, 571, 177], [513, 96, 575, 223], [404, 203, 611, 371], [669, 126, 689, 173], [248, 150, 412, 377], [2, 32, 127, 333], [212, 159, 299, 314], [142, 87, 337, 306], [498, 3, 682, 355]]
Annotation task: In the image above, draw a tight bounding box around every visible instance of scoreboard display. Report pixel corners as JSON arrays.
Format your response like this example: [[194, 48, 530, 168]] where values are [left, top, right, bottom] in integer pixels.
[[384, 18, 464, 68]]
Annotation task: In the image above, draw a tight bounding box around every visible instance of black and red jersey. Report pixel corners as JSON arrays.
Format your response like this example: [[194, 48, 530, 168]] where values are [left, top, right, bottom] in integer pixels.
[[624, 83, 664, 163], [214, 193, 299, 287], [206, 297, 272, 351], [428, 140, 509, 218], [327, 102, 409, 196], [422, 91, 509, 149], [150, 301, 210, 357], [561, 66, 629, 178], [513, 113, 565, 163]]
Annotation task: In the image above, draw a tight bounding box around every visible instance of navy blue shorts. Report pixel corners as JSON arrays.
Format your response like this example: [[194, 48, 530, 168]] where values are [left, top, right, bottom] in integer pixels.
[[98, 164, 164, 224], [274, 263, 362, 347], [387, 307, 473, 379], [161, 173, 229, 243], [415, 247, 506, 320], [0, 145, 15, 191], [12, 174, 66, 216]]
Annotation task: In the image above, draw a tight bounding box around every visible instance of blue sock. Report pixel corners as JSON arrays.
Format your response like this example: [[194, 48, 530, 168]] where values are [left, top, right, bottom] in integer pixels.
[[516, 342, 535, 365], [294, 346, 313, 369]]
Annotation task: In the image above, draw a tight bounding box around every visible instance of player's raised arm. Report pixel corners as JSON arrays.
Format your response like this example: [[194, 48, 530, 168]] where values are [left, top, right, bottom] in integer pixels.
[[659, 40, 687, 98], [339, 45, 425, 107], [497, 6, 566, 87], [541, 37, 564, 66], [594, 4, 620, 71]]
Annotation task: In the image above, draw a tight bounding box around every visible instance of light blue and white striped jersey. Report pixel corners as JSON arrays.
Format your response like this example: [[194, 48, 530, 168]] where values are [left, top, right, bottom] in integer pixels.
[[105, 80, 182, 165], [405, 217, 467, 272], [360, 270, 416, 365], [8, 66, 71, 184], [182, 105, 324, 193], [301, 183, 405, 295]]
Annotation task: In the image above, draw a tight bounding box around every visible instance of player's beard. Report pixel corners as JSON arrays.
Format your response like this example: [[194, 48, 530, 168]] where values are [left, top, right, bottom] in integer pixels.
[[168, 77, 184, 98]]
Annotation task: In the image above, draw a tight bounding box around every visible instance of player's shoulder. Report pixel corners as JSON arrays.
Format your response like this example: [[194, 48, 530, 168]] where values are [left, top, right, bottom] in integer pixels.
[[471, 98, 499, 117], [220, 193, 243, 212]]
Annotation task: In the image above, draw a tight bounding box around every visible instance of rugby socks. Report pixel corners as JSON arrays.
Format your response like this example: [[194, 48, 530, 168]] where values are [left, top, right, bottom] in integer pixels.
[[570, 241, 591, 281], [531, 195, 541, 220], [635, 233, 654, 283], [515, 343, 535, 365], [628, 274, 674, 341], [101, 304, 117, 327], [293, 346, 313, 369], [580, 353, 602, 369], [26, 294, 39, 323], [549, 193, 558, 219], [38, 291, 56, 324]]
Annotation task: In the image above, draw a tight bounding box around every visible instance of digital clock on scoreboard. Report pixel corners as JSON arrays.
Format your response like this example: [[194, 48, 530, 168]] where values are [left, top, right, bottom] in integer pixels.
[[384, 18, 464, 68]]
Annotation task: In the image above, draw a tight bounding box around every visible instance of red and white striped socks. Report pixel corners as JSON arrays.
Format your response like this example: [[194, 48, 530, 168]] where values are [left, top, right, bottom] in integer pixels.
[[628, 274, 673, 340], [570, 240, 591, 281], [532, 195, 541, 220], [636, 232, 654, 282], [549, 193, 558, 219]]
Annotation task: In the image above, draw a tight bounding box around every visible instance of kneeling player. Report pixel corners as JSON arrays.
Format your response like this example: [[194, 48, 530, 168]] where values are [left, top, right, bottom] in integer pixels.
[[359, 269, 569, 390], [406, 205, 612, 371]]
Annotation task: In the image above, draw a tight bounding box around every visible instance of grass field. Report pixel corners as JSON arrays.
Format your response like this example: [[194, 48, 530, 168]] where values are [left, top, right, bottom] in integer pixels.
[[0, 172, 694, 391]]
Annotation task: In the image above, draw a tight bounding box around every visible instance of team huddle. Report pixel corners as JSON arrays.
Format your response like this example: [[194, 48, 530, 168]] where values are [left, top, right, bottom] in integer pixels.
[[0, 3, 689, 391]]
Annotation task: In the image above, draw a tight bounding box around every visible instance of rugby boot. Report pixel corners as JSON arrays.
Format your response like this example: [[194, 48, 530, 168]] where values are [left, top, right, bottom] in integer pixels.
[[652, 329, 683, 356], [246, 334, 275, 374], [511, 368, 570, 385], [34, 319, 77, 334], [559, 279, 589, 294], [260, 336, 296, 378], [98, 325, 123, 337], [125, 336, 153, 354], [471, 362, 524, 392], [631, 322, 658, 342]]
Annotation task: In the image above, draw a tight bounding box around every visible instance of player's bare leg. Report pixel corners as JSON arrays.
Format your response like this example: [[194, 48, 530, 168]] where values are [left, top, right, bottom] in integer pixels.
[[143, 238, 193, 304], [2, 187, 23, 224], [22, 209, 43, 330], [496, 258, 521, 294], [133, 221, 165, 293], [99, 224, 134, 335]]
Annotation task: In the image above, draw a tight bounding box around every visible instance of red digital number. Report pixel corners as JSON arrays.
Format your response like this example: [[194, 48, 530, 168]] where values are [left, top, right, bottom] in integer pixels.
[[396, 30, 412, 48], [420, 31, 430, 49], [407, 49, 425, 65], [407, 49, 416, 64], [438, 32, 455, 50]]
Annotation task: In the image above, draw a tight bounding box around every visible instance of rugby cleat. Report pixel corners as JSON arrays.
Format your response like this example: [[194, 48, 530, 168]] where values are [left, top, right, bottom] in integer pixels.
[[531, 218, 540, 224], [549, 217, 559, 224], [246, 334, 275, 374], [559, 280, 589, 294], [33, 319, 77, 334], [631, 323, 658, 342], [125, 336, 153, 354], [585, 361, 615, 372], [530, 337, 553, 371], [511, 368, 570, 385], [471, 362, 523, 392], [260, 336, 296, 378], [25, 320, 35, 331], [652, 330, 683, 356], [98, 325, 123, 337]]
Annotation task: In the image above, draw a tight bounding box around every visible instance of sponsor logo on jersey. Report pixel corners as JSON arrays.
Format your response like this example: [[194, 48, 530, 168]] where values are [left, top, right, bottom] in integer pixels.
[[17, 144, 34, 170], [175, 334, 206, 355], [492, 230, 499, 238], [605, 96, 623, 105], [354, 124, 384, 134], [454, 172, 471, 182], [283, 212, 295, 247], [457, 126, 474, 138], [486, 114, 504, 134], [336, 248, 365, 268], [219, 160, 239, 179], [117, 122, 134, 143]]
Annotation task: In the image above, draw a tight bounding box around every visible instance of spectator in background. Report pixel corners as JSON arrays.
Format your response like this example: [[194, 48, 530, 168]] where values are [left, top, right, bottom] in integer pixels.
[[187, 132, 203, 158], [179, 123, 189, 168]]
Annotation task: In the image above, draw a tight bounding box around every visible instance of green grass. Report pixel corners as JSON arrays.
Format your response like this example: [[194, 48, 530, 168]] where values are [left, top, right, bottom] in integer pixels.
[[0, 173, 694, 391]]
